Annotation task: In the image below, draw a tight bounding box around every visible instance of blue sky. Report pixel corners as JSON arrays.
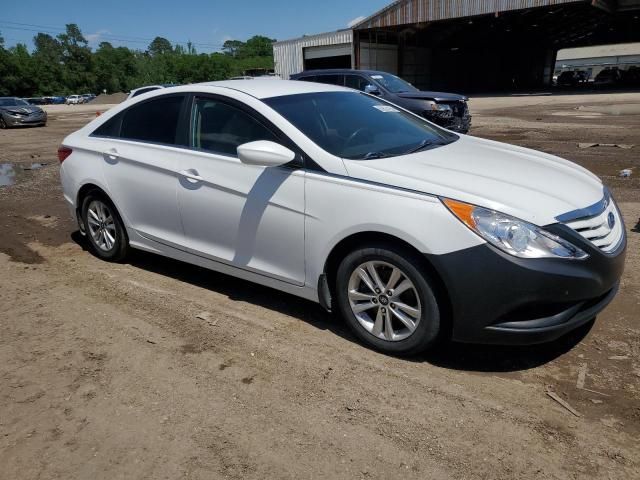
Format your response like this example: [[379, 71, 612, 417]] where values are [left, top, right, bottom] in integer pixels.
[[1, 0, 390, 51]]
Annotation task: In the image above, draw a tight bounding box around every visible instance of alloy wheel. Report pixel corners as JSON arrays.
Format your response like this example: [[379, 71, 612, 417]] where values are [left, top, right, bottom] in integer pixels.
[[86, 199, 117, 252], [347, 261, 422, 341]]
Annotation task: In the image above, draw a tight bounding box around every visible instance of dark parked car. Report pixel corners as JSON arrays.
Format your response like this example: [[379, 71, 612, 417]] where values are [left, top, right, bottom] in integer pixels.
[[291, 69, 471, 133], [0, 97, 47, 128], [594, 68, 622, 87], [621, 66, 640, 87], [25, 97, 46, 105], [556, 71, 579, 87]]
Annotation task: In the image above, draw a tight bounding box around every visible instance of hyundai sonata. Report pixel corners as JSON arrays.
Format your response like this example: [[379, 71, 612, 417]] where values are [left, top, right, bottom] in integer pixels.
[[58, 80, 626, 355]]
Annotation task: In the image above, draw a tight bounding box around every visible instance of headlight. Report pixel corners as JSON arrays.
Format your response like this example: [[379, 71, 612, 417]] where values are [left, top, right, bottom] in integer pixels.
[[442, 198, 588, 260], [430, 103, 452, 112]]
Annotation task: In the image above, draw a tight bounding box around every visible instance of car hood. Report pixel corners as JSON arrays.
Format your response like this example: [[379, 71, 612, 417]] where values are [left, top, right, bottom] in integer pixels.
[[342, 135, 604, 226], [395, 91, 468, 102], [0, 105, 43, 114]]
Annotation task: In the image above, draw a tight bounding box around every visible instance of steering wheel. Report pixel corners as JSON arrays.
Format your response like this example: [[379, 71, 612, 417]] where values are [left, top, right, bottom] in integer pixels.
[[344, 127, 370, 150]]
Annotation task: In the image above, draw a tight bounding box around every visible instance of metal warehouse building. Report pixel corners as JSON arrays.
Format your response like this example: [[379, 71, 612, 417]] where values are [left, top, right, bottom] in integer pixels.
[[274, 0, 640, 92]]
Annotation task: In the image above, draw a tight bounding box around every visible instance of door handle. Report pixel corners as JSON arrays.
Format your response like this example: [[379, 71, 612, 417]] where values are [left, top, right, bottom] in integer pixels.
[[179, 169, 203, 182], [103, 148, 119, 162]]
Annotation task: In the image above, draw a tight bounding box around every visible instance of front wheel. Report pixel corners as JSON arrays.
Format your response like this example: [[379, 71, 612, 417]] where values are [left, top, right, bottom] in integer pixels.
[[81, 192, 129, 261], [335, 244, 441, 356], [0, 117, 7, 129]]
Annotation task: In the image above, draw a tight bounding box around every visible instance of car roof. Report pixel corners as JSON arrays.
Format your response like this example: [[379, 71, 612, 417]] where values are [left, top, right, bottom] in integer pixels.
[[194, 79, 350, 99], [291, 69, 387, 77], [132, 85, 163, 91]]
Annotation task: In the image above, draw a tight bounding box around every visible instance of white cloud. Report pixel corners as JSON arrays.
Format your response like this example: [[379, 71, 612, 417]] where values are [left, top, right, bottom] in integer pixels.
[[347, 16, 366, 27], [86, 29, 110, 44]]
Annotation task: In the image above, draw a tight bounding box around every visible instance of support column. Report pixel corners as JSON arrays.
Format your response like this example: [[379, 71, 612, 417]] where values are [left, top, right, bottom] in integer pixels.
[[542, 48, 558, 87]]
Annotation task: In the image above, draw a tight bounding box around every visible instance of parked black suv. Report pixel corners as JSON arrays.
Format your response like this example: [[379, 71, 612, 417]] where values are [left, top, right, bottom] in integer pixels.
[[291, 69, 471, 133]]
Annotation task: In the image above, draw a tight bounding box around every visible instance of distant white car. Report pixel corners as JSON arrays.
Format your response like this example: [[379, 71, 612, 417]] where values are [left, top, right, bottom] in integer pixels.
[[66, 95, 84, 105], [58, 80, 625, 355], [127, 84, 177, 99]]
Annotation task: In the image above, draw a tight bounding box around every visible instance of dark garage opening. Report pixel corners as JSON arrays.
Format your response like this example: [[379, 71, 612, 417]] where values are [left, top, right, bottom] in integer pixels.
[[304, 54, 352, 71], [354, 2, 640, 93]]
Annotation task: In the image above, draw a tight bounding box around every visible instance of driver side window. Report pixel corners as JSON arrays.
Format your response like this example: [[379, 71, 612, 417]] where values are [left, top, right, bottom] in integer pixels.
[[190, 97, 278, 157]]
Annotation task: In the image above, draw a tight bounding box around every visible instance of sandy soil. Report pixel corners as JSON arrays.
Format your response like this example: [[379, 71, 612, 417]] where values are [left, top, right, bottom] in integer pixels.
[[0, 94, 639, 479]]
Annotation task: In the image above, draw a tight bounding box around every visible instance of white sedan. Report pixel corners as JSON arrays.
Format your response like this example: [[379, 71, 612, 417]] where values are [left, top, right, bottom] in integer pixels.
[[58, 80, 625, 355], [65, 95, 84, 105]]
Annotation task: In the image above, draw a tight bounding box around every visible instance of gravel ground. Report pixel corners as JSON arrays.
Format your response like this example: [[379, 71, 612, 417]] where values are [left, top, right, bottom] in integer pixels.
[[0, 93, 639, 480]]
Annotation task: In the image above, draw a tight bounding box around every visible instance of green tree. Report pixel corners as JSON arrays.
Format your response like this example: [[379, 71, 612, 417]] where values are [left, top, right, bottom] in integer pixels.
[[57, 24, 94, 92], [0, 32, 11, 95], [148, 37, 173, 56], [3, 43, 36, 96], [0, 27, 275, 96], [32, 33, 64, 95], [94, 41, 137, 93], [241, 35, 276, 58], [222, 39, 244, 57]]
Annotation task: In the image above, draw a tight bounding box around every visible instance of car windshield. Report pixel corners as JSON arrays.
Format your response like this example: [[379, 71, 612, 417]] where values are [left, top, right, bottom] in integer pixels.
[[265, 92, 458, 160], [0, 97, 29, 107], [369, 72, 418, 93]]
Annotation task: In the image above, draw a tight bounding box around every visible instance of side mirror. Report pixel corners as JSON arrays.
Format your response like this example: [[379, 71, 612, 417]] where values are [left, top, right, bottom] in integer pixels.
[[237, 140, 296, 167], [364, 84, 381, 95]]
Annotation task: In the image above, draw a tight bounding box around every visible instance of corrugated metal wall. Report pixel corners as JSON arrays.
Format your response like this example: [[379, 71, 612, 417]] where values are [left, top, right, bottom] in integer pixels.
[[273, 30, 353, 79], [355, 0, 587, 28]]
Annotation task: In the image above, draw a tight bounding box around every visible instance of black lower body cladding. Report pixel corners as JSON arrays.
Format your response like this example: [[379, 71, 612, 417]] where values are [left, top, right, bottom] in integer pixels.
[[426, 226, 626, 345]]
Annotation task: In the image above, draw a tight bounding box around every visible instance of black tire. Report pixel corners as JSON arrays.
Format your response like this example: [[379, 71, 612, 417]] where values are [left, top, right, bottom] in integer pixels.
[[0, 117, 7, 129], [81, 191, 129, 262], [335, 243, 441, 356]]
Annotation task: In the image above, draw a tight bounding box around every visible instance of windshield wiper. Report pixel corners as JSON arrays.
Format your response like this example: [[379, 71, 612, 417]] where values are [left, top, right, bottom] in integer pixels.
[[361, 151, 390, 160], [405, 139, 436, 154]]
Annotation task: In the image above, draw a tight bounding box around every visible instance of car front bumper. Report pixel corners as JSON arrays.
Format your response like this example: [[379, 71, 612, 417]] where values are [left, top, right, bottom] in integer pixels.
[[426, 224, 626, 345], [423, 110, 471, 134], [2, 112, 47, 126]]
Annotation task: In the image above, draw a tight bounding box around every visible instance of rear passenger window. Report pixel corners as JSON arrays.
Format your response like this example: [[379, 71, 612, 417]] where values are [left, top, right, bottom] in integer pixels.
[[315, 75, 344, 86], [120, 95, 184, 145], [190, 97, 278, 157], [92, 112, 123, 138]]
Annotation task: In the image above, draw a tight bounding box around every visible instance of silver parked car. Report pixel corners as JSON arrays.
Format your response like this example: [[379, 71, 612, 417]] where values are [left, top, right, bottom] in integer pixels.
[[0, 97, 47, 128]]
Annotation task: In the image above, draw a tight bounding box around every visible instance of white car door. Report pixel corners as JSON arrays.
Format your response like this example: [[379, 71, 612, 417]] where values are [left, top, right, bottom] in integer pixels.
[[94, 94, 187, 246], [176, 95, 305, 285]]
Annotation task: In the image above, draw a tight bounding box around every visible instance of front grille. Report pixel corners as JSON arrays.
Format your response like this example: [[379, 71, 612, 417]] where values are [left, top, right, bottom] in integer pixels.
[[441, 101, 467, 118], [563, 198, 624, 253]]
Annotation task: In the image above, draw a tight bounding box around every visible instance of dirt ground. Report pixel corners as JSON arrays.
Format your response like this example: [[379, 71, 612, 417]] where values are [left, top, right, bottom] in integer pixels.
[[0, 94, 639, 480]]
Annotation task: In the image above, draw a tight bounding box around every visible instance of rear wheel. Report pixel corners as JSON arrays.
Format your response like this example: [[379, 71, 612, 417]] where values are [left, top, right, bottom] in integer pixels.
[[335, 244, 441, 356], [81, 192, 129, 261], [0, 117, 7, 129]]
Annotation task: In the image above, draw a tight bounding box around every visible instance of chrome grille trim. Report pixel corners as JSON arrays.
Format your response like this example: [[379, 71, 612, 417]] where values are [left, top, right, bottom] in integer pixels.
[[560, 191, 624, 254], [555, 190, 610, 223]]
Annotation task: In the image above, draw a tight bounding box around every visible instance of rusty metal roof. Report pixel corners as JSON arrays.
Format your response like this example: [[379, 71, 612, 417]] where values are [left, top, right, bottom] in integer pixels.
[[353, 0, 588, 29]]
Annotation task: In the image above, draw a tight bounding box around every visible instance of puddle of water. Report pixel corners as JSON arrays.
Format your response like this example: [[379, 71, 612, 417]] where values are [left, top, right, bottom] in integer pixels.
[[0, 163, 16, 187], [0, 162, 46, 187], [22, 162, 47, 171]]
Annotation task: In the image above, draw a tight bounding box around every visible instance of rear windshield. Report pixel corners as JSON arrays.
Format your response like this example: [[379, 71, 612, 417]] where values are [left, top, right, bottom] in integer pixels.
[[264, 91, 457, 160]]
